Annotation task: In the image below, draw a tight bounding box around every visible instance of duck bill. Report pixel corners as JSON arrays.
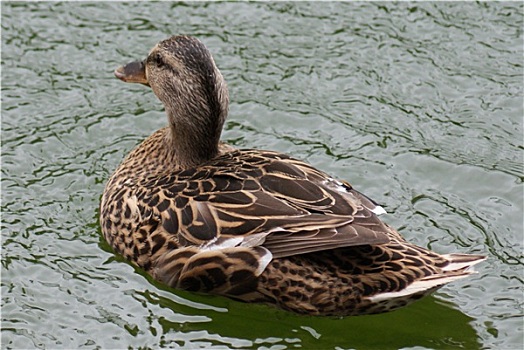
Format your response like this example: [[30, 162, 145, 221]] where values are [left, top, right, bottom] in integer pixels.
[[114, 60, 149, 86]]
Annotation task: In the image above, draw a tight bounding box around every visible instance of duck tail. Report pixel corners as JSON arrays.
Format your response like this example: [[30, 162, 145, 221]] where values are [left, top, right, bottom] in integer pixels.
[[368, 253, 486, 304], [441, 253, 487, 272], [413, 253, 487, 290]]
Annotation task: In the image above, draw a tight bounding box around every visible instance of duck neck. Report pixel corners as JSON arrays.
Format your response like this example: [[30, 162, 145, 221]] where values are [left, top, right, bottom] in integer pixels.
[[164, 91, 228, 169], [153, 55, 230, 169]]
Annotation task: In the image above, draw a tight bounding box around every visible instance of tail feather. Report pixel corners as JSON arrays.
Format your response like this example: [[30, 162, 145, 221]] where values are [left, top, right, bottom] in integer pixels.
[[441, 253, 487, 272], [368, 253, 486, 303]]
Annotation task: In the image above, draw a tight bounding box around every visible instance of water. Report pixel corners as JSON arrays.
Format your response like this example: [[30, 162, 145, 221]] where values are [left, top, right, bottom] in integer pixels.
[[2, 2, 522, 349]]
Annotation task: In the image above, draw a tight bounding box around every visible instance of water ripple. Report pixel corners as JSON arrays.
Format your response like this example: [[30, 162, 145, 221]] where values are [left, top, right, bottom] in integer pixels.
[[2, 2, 522, 349]]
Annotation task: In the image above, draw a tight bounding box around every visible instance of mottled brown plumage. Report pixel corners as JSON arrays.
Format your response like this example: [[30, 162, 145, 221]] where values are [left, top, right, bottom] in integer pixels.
[[101, 35, 485, 316]]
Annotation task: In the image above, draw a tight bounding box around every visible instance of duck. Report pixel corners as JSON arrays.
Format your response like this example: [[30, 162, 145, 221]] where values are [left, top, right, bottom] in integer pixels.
[[100, 35, 485, 316]]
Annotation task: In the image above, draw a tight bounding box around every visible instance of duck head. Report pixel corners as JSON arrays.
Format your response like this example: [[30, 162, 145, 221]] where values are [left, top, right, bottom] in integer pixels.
[[115, 35, 230, 168]]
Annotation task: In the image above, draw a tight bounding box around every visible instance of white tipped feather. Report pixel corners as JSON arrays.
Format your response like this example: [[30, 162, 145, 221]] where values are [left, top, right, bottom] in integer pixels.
[[371, 205, 387, 215], [368, 273, 472, 303], [441, 254, 487, 271], [326, 178, 349, 193], [202, 236, 243, 251], [368, 254, 486, 303], [254, 247, 273, 276], [326, 178, 387, 215], [240, 231, 269, 247]]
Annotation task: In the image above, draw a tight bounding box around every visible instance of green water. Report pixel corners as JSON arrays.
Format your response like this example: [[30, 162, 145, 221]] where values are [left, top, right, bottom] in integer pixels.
[[2, 2, 522, 349]]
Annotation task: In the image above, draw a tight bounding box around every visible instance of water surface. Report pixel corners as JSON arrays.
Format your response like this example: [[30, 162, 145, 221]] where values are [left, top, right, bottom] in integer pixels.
[[2, 2, 523, 349]]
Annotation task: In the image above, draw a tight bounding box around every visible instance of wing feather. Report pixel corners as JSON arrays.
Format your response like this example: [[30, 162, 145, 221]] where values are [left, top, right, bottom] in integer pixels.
[[151, 150, 391, 256]]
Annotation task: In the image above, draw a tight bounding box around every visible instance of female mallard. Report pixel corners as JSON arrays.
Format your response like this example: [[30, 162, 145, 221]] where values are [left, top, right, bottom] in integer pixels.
[[101, 35, 485, 316]]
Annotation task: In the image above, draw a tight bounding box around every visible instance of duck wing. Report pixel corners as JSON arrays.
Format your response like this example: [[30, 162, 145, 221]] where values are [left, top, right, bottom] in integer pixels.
[[152, 150, 391, 258]]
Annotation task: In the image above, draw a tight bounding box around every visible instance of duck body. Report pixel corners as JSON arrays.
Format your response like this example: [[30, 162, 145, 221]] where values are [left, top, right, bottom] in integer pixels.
[[101, 35, 485, 316]]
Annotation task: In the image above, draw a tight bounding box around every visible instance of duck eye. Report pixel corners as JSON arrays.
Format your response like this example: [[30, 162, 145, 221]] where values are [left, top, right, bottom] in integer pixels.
[[153, 53, 164, 68]]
